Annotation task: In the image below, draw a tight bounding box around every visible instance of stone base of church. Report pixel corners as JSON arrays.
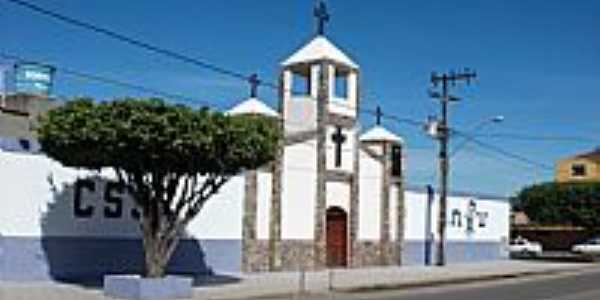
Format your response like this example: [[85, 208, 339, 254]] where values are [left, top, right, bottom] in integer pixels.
[[352, 240, 400, 268], [242, 240, 271, 273], [243, 239, 402, 273], [280, 240, 316, 271], [242, 240, 316, 273]]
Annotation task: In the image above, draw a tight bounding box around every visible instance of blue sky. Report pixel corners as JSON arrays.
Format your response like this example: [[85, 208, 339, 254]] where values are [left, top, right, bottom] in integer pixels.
[[2, 0, 599, 196]]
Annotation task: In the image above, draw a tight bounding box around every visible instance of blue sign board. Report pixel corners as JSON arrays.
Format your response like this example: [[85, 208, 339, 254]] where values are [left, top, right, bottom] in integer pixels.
[[14, 63, 55, 96]]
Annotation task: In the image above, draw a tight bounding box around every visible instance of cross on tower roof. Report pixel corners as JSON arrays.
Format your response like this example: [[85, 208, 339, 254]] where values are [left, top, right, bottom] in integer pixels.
[[248, 73, 260, 98], [376, 106, 383, 126], [314, 0, 330, 36]]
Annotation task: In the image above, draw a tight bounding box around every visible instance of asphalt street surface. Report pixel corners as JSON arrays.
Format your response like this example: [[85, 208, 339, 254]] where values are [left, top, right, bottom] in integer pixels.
[[294, 268, 600, 300]]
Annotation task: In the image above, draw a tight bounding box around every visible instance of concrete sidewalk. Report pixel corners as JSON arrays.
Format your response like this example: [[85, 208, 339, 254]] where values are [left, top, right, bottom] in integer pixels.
[[1, 261, 597, 300], [192, 261, 597, 299]]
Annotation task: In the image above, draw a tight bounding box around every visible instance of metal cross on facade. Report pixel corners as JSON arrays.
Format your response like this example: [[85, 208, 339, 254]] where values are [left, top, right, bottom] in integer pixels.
[[331, 126, 346, 167], [314, 1, 330, 36]]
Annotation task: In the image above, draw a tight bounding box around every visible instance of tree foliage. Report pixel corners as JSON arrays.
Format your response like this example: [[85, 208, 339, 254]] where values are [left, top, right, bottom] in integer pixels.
[[38, 98, 281, 277], [513, 181, 600, 228]]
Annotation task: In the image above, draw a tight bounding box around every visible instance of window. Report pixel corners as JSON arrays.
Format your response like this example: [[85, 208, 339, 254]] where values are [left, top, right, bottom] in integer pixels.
[[391, 145, 402, 177], [18, 139, 31, 151], [292, 72, 311, 96], [571, 164, 587, 177], [334, 69, 348, 99], [0, 137, 40, 154], [478, 212, 489, 228], [451, 209, 462, 227]]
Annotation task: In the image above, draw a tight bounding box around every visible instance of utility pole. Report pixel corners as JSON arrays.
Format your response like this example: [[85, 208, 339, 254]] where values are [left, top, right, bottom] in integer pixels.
[[428, 69, 476, 266]]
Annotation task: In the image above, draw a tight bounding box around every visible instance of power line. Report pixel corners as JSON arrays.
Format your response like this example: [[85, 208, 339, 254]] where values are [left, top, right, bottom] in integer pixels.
[[3, 51, 556, 176], [5, 0, 562, 179], [4, 0, 251, 81], [0, 52, 214, 107], [465, 133, 600, 144], [4, 0, 432, 130], [452, 130, 554, 171]]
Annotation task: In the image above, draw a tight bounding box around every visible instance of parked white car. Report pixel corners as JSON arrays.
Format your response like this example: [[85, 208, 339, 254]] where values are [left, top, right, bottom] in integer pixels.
[[508, 237, 543, 257], [572, 238, 600, 257]]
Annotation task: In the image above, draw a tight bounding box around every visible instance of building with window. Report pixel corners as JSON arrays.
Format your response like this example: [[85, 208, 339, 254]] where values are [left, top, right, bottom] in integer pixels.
[[0, 93, 60, 153], [0, 5, 510, 282], [555, 149, 600, 183]]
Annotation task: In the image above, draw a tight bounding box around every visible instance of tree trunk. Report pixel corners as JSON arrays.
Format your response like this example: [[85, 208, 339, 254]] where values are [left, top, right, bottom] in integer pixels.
[[143, 226, 166, 278], [141, 218, 184, 278]]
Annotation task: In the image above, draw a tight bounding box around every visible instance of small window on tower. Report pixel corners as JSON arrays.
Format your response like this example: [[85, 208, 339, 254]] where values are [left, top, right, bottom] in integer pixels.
[[292, 71, 311, 97], [391, 145, 402, 177], [334, 69, 348, 99], [571, 164, 587, 177]]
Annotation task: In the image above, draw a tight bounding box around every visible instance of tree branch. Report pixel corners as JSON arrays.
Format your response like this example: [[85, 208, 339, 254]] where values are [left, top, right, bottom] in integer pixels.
[[183, 175, 230, 225]]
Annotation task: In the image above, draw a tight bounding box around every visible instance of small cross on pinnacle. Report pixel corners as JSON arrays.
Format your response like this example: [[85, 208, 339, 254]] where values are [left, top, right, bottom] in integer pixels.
[[314, 0, 330, 36], [248, 73, 260, 98], [376, 106, 383, 126]]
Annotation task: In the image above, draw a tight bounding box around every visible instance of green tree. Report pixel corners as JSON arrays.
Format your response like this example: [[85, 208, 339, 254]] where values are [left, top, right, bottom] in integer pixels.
[[513, 181, 600, 228], [38, 98, 280, 278]]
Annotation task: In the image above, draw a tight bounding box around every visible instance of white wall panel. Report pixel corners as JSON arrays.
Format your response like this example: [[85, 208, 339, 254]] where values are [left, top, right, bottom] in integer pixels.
[[256, 171, 272, 240], [327, 181, 350, 212], [358, 151, 380, 239], [0, 151, 245, 239], [281, 143, 316, 239]]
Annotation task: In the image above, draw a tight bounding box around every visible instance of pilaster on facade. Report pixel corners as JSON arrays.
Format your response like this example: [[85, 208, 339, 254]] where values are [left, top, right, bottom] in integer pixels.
[[380, 143, 392, 265], [314, 60, 330, 269], [349, 124, 360, 268], [242, 170, 258, 272]]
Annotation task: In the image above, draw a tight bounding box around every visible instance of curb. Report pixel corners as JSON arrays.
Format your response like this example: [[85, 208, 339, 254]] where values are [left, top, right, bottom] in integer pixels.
[[193, 265, 600, 300], [332, 266, 598, 294]]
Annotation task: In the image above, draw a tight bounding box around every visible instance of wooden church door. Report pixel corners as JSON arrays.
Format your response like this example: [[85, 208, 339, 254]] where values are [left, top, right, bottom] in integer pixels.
[[326, 207, 348, 267]]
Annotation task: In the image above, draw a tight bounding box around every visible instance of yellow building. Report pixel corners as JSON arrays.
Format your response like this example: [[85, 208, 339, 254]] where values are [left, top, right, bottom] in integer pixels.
[[555, 149, 600, 183]]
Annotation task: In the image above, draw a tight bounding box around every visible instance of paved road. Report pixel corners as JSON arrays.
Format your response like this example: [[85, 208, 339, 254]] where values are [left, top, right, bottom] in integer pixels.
[[293, 269, 600, 300]]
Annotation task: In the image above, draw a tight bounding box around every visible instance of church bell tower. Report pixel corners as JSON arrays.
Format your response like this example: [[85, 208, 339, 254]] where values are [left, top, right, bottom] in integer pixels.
[[274, 0, 362, 269]]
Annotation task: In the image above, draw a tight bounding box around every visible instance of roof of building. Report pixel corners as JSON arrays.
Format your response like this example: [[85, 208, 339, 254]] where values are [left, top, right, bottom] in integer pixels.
[[360, 126, 403, 143], [561, 148, 600, 163], [281, 36, 358, 69], [226, 97, 279, 118]]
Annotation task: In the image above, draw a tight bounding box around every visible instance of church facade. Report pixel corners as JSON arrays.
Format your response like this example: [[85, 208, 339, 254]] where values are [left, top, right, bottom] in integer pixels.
[[0, 26, 510, 281], [237, 35, 406, 272]]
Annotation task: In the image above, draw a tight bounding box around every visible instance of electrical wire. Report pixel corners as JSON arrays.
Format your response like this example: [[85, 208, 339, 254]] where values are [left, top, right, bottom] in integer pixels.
[[451, 130, 554, 171], [0, 53, 214, 107], [4, 0, 250, 81], [4, 0, 563, 178]]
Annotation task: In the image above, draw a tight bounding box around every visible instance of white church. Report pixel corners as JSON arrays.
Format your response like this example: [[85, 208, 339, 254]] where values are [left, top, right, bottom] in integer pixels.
[[0, 6, 510, 282]]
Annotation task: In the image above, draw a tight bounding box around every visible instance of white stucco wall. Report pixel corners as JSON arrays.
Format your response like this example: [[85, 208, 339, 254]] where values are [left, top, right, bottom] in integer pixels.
[[404, 191, 429, 240], [390, 184, 398, 241], [256, 171, 272, 240], [358, 149, 381, 240], [281, 142, 316, 240], [404, 188, 509, 242], [326, 181, 350, 212], [0, 151, 244, 240]]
